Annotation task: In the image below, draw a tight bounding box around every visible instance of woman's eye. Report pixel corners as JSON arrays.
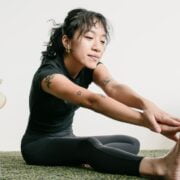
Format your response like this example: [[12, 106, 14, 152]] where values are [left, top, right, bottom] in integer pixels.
[[85, 36, 93, 39], [101, 40, 105, 44]]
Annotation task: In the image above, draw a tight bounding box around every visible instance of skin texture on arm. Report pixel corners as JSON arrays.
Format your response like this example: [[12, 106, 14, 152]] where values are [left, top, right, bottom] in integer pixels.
[[41, 74, 147, 127], [93, 63, 150, 109], [93, 63, 180, 140]]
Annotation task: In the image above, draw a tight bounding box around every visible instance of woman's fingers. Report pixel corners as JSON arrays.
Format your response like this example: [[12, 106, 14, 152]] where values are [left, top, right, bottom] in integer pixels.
[[160, 125, 180, 141], [157, 115, 180, 127], [161, 125, 180, 132], [147, 114, 161, 133], [170, 116, 180, 123], [143, 110, 161, 133], [151, 119, 161, 133]]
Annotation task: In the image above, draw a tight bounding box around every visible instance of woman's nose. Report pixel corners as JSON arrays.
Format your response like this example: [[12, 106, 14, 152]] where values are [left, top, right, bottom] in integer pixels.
[[92, 41, 102, 52]]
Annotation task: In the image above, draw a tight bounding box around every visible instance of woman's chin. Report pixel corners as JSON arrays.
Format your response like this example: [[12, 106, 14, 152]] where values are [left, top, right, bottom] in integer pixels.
[[86, 62, 98, 69], [87, 65, 97, 70]]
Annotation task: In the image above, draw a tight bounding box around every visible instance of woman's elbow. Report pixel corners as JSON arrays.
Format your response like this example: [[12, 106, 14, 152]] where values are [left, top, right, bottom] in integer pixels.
[[81, 93, 100, 110]]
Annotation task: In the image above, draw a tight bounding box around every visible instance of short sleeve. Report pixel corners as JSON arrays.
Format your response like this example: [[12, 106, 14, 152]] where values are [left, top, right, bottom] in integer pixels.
[[33, 63, 63, 91]]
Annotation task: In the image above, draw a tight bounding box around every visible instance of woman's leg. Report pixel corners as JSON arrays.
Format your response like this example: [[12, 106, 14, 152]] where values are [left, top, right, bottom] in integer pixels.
[[93, 134, 140, 154], [81, 136, 180, 179], [21, 134, 180, 179], [21, 134, 143, 176], [81, 136, 143, 176]]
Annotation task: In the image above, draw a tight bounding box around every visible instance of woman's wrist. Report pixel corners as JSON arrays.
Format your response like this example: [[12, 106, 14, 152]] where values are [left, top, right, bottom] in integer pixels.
[[131, 109, 147, 128], [138, 97, 154, 110], [138, 111, 148, 128]]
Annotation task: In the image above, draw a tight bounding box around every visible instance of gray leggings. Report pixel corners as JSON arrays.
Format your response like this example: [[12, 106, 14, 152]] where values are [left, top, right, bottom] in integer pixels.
[[21, 133, 143, 176]]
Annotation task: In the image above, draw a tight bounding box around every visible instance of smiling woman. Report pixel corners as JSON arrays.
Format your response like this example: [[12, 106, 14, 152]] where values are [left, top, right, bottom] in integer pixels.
[[61, 22, 106, 71], [21, 8, 180, 179]]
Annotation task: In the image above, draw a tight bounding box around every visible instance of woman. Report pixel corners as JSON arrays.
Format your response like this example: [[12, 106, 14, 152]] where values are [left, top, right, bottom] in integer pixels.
[[21, 8, 180, 179]]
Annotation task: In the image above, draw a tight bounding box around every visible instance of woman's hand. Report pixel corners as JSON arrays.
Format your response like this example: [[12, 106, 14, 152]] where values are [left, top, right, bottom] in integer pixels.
[[144, 100, 180, 125], [160, 123, 180, 141], [141, 109, 162, 133], [141, 100, 180, 140]]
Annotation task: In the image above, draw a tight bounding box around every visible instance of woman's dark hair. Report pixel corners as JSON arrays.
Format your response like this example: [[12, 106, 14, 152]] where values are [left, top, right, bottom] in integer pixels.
[[42, 8, 110, 61]]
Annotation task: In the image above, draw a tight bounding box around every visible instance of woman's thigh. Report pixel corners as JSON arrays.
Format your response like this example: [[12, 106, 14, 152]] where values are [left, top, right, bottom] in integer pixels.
[[21, 136, 88, 165]]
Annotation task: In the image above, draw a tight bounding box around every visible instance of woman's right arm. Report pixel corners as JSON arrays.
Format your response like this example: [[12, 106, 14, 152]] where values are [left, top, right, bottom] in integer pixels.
[[41, 74, 158, 130]]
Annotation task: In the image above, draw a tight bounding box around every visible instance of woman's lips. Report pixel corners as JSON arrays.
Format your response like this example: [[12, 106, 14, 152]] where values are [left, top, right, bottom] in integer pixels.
[[88, 55, 99, 62]]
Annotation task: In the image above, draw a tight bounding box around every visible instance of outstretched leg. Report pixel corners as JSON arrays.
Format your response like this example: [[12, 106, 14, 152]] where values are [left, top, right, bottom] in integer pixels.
[[21, 133, 180, 178]]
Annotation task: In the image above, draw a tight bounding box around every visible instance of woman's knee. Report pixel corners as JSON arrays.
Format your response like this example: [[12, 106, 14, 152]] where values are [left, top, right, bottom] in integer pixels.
[[127, 136, 140, 154], [110, 135, 141, 154]]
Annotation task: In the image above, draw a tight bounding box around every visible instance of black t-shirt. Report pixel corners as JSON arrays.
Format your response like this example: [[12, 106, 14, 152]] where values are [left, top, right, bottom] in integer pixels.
[[25, 55, 94, 134]]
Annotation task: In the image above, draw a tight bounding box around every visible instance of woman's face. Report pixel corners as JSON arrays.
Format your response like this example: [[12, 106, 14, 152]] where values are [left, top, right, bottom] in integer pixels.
[[69, 22, 107, 69]]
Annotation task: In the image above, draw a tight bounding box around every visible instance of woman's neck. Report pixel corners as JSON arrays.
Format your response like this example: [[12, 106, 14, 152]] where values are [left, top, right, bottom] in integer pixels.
[[63, 55, 84, 79]]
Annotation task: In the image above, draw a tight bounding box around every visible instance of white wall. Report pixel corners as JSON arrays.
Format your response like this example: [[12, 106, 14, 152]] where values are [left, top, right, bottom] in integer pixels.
[[0, 0, 180, 151]]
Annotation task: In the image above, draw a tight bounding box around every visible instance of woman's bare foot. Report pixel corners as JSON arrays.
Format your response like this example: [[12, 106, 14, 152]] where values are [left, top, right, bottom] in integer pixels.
[[162, 137, 180, 179], [139, 137, 180, 179]]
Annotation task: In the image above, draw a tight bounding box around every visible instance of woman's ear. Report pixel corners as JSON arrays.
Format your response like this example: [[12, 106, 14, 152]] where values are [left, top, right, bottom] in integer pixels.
[[62, 35, 71, 49], [62, 35, 72, 54]]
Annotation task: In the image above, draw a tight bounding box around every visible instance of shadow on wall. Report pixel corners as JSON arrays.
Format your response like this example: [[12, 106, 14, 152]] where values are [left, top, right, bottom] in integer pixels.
[[0, 79, 6, 109]]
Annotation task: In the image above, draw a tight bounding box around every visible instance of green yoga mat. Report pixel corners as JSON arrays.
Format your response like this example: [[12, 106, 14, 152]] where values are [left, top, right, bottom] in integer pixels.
[[0, 150, 168, 180]]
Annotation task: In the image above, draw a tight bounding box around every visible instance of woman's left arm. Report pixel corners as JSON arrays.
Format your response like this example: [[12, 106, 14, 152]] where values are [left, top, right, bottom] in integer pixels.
[[93, 63, 148, 109], [93, 63, 180, 141]]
